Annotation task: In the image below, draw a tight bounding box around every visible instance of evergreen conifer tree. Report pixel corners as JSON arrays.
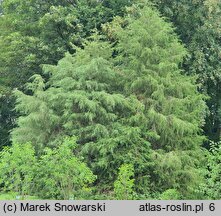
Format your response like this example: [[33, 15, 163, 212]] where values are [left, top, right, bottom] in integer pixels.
[[0, 0, 135, 148], [151, 0, 221, 142], [12, 2, 207, 198], [12, 36, 152, 194], [104, 3, 207, 197]]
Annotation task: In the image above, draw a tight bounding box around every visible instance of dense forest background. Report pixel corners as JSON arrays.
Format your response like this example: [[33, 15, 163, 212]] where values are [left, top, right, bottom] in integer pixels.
[[0, 0, 220, 200]]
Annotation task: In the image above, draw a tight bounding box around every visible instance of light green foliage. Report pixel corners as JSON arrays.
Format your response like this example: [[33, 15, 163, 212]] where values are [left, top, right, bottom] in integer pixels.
[[11, 75, 61, 152], [0, 143, 36, 198], [11, 3, 207, 199], [0, 193, 40, 200], [111, 4, 207, 198], [0, 0, 135, 148], [114, 5, 206, 151], [34, 137, 96, 199], [0, 137, 95, 200], [159, 189, 180, 200], [203, 142, 221, 199], [12, 36, 152, 194], [151, 149, 205, 199], [114, 164, 135, 200]]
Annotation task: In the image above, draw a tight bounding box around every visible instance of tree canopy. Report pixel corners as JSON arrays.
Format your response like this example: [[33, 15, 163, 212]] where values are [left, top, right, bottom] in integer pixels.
[[0, 0, 220, 200], [11, 3, 207, 198]]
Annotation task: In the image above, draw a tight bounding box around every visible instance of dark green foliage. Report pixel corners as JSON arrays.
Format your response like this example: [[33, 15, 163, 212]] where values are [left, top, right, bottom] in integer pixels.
[[0, 94, 16, 149], [102, 0, 134, 17], [188, 2, 221, 142], [151, 0, 221, 142], [0, 0, 135, 90], [151, 0, 205, 44]]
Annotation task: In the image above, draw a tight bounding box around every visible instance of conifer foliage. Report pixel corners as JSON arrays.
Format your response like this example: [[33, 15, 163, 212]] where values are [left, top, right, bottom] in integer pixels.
[[0, 0, 134, 148], [11, 3, 207, 198], [151, 0, 221, 142], [112, 4, 206, 197]]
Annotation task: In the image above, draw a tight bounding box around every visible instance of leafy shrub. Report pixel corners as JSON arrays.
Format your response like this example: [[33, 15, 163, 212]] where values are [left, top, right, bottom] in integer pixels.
[[34, 137, 96, 199], [0, 143, 36, 198], [159, 189, 181, 200], [203, 142, 221, 199], [114, 164, 135, 200]]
